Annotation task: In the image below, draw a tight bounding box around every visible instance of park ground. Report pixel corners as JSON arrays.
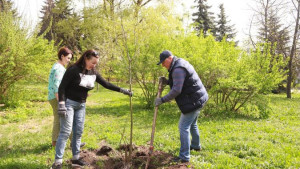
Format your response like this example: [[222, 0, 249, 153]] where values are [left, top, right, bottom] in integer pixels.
[[0, 82, 300, 168]]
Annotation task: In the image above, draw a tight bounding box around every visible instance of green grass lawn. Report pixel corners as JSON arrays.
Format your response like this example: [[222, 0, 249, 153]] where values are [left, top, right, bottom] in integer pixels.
[[0, 83, 300, 168]]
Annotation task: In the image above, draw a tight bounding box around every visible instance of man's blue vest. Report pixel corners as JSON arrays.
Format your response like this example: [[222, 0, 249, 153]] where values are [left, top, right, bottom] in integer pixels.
[[169, 57, 208, 114]]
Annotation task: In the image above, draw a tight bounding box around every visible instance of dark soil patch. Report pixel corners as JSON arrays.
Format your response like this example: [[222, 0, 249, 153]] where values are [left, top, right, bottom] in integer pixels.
[[66, 141, 192, 169]]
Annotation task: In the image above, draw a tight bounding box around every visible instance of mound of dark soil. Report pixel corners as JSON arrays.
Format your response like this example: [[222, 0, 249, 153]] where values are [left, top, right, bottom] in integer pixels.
[[66, 141, 192, 169]]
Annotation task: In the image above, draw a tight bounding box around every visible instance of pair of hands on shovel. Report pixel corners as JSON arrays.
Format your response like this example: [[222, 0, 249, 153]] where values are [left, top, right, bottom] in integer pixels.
[[155, 77, 168, 107]]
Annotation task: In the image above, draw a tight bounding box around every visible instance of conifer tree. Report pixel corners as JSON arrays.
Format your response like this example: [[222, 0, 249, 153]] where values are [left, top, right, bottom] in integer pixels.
[[52, 0, 72, 20], [215, 4, 236, 42], [252, 0, 290, 94], [38, 0, 55, 41], [0, 0, 17, 16], [53, 0, 81, 52], [257, 9, 289, 56], [192, 0, 215, 36], [38, 0, 81, 52]]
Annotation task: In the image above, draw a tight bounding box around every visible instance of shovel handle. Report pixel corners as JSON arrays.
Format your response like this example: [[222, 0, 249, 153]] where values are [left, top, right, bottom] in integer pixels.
[[150, 80, 164, 146], [145, 80, 164, 169]]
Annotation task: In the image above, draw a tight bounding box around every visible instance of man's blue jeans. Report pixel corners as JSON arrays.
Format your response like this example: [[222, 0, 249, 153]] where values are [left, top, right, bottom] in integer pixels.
[[178, 108, 201, 161], [55, 99, 85, 161]]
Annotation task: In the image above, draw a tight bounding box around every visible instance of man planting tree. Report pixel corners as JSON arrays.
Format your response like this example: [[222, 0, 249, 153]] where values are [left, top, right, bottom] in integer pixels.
[[155, 50, 208, 163]]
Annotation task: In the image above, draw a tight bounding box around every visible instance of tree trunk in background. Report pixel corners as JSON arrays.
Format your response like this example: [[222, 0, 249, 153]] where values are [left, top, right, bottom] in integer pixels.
[[287, 0, 300, 98]]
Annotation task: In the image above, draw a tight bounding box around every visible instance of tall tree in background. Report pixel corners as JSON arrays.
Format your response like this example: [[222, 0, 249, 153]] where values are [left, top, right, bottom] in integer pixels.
[[256, 3, 290, 55], [251, 0, 300, 98], [215, 4, 236, 42], [103, 0, 119, 81], [80, 0, 121, 80], [250, 0, 290, 49], [38, 0, 81, 52], [38, 0, 55, 41], [265, 9, 290, 56], [192, 0, 215, 36], [52, 0, 73, 46], [0, 0, 17, 16], [133, 0, 152, 17], [256, 3, 290, 68], [287, 0, 300, 98], [250, 0, 290, 94], [53, 0, 81, 53]]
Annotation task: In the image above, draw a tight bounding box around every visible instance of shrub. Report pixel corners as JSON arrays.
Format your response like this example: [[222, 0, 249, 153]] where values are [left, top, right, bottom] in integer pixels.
[[0, 11, 56, 105], [170, 35, 286, 118]]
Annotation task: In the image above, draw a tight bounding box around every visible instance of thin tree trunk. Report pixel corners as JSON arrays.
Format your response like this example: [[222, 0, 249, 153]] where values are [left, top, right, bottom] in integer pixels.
[[120, 12, 133, 164], [264, 0, 269, 41], [287, 0, 300, 98]]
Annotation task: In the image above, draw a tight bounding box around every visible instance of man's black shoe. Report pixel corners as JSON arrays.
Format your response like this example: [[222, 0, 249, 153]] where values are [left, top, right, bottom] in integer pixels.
[[71, 158, 87, 166], [190, 146, 202, 151], [51, 162, 62, 169], [172, 157, 189, 163], [80, 142, 86, 148]]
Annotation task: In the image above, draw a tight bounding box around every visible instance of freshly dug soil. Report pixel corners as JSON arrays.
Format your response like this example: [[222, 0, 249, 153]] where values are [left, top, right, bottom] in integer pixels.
[[66, 141, 192, 169]]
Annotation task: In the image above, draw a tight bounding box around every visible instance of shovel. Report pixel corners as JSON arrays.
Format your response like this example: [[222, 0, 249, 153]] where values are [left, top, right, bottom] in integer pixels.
[[145, 78, 165, 169]]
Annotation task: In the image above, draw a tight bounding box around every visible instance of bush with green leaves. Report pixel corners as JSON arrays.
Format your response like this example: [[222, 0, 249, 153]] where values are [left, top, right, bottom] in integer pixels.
[[0, 11, 56, 105], [169, 34, 286, 118]]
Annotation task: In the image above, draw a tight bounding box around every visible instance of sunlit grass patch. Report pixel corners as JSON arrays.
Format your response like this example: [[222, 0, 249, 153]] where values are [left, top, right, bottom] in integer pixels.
[[1, 83, 300, 168]]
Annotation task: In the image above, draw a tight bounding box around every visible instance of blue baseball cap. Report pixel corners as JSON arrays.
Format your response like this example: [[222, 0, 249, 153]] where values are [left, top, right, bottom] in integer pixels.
[[157, 50, 172, 65]]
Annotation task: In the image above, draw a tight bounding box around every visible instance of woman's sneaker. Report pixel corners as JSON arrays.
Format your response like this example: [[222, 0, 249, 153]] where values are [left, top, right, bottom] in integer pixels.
[[80, 142, 86, 147]]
